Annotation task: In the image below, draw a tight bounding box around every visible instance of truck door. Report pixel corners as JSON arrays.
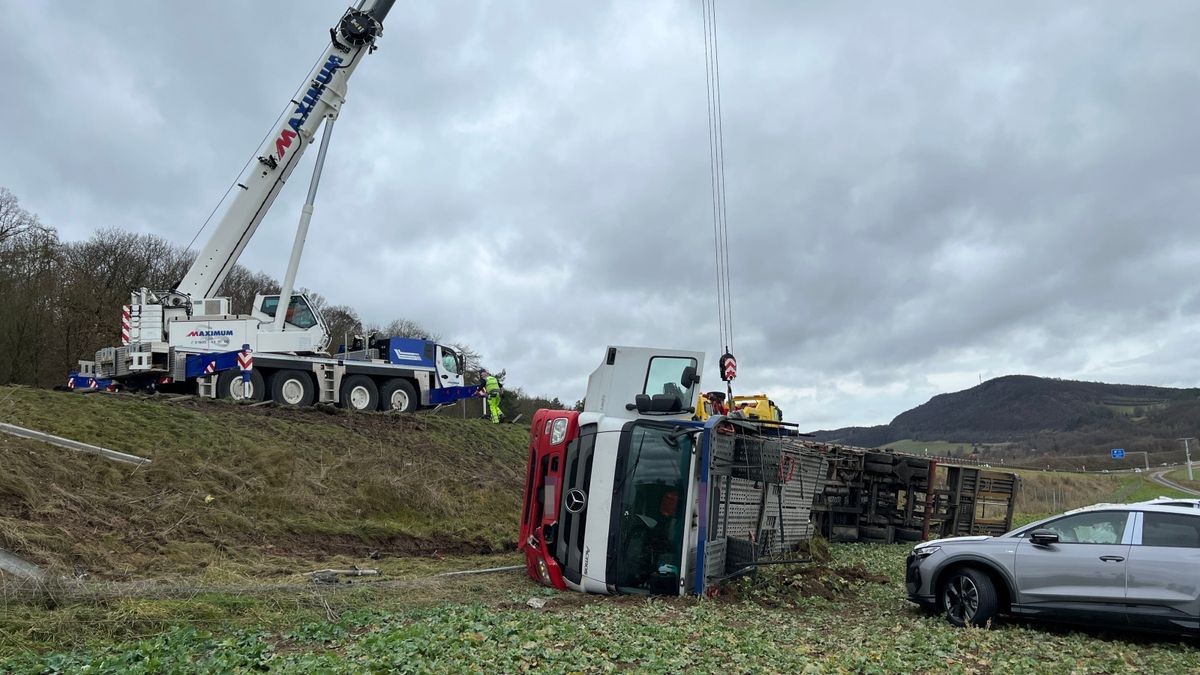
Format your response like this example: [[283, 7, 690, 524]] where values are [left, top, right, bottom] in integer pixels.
[[435, 345, 464, 387]]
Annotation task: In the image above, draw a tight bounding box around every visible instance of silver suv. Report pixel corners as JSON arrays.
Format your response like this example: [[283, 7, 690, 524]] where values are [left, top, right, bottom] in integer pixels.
[[906, 499, 1200, 632]]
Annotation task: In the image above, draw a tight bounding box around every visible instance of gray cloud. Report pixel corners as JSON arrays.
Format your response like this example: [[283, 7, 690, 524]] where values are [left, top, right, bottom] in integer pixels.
[[3, 1, 1199, 430]]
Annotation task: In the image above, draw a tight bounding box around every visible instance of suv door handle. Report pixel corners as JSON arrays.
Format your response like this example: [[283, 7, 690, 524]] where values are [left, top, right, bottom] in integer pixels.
[[1099, 555, 1125, 562]]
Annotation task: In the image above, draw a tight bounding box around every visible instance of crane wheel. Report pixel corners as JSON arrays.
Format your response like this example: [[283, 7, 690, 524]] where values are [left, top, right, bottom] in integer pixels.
[[379, 378, 418, 412], [271, 370, 316, 407], [218, 369, 265, 402], [339, 375, 379, 411]]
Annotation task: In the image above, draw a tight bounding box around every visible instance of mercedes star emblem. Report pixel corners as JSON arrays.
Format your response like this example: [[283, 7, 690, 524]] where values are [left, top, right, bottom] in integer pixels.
[[565, 488, 587, 513]]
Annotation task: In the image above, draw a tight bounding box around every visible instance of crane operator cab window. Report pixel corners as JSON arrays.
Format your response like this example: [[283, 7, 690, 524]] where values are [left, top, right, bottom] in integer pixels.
[[259, 295, 318, 330]]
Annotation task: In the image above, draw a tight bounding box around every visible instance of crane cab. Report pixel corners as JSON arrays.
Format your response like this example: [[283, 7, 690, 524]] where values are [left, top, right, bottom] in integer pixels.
[[250, 292, 330, 353]]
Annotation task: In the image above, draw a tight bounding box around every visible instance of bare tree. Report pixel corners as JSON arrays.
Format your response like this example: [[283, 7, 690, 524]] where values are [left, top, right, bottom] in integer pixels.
[[219, 265, 280, 314], [451, 341, 484, 381], [0, 187, 48, 247], [0, 223, 62, 385], [0, 188, 549, 405], [367, 318, 439, 342], [321, 304, 362, 353]]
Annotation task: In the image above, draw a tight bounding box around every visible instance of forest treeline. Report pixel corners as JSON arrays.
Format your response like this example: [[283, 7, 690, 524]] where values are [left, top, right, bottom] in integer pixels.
[[0, 187, 564, 419]]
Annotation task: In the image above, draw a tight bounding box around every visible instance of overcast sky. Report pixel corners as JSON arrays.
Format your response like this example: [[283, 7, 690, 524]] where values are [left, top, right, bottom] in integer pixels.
[[3, 1, 1200, 430]]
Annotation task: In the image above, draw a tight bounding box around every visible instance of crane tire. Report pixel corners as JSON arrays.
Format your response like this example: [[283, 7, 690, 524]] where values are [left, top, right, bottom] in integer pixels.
[[271, 370, 316, 407], [379, 378, 418, 412], [339, 375, 379, 411], [217, 369, 265, 402]]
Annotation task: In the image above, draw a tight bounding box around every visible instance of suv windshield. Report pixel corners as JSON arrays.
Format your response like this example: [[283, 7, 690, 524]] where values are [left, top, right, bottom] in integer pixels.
[[609, 422, 693, 595]]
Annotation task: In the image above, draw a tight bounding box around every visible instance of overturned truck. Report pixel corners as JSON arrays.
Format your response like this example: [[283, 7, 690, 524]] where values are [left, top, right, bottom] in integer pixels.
[[519, 347, 828, 597], [811, 446, 1019, 544]]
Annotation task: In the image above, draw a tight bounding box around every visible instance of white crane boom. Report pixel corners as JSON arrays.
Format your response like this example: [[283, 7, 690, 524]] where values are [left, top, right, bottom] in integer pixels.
[[176, 0, 395, 302]]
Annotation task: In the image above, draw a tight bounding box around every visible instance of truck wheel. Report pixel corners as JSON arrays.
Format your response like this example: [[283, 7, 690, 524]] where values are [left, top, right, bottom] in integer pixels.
[[217, 369, 265, 402], [271, 370, 315, 407], [859, 525, 889, 540], [339, 375, 379, 411], [865, 461, 894, 474], [379, 378, 417, 412], [830, 526, 858, 542]]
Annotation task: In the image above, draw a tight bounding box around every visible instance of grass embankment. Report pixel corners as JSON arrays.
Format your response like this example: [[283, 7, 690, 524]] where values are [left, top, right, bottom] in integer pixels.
[[1014, 468, 1193, 515], [5, 545, 1198, 673], [0, 386, 529, 578], [1167, 467, 1200, 493], [4, 387, 1200, 670], [882, 439, 1005, 456]]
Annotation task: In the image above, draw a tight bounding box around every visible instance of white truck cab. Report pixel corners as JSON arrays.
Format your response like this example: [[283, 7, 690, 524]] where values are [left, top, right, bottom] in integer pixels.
[[520, 346, 829, 597]]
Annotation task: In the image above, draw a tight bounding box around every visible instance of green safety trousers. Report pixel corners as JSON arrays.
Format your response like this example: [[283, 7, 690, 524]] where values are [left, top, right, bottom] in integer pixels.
[[485, 375, 502, 423], [488, 391, 502, 423]]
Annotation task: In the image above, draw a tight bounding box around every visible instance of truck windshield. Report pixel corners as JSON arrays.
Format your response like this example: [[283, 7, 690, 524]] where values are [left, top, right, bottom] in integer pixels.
[[440, 349, 460, 375], [610, 422, 693, 595]]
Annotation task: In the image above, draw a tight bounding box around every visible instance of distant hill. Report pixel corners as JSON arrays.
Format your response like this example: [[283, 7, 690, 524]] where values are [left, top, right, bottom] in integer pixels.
[[810, 375, 1200, 457]]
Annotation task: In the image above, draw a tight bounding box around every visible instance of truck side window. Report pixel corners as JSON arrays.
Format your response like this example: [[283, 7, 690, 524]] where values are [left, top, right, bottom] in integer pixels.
[[643, 356, 698, 409]]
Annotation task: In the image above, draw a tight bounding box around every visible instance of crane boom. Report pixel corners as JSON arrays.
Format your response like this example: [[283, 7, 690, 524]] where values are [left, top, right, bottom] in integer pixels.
[[176, 0, 395, 302], [71, 0, 480, 414]]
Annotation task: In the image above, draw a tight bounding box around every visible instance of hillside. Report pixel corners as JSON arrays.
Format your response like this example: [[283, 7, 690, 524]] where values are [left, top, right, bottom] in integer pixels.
[[0, 387, 529, 578], [812, 375, 1200, 456]]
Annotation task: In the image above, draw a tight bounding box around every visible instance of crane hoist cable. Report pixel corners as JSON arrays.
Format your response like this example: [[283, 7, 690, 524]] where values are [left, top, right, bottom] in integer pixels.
[[701, 0, 737, 388]]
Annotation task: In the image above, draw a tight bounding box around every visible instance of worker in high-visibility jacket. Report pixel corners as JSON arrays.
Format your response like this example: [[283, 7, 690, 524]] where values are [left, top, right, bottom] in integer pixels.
[[481, 369, 503, 423]]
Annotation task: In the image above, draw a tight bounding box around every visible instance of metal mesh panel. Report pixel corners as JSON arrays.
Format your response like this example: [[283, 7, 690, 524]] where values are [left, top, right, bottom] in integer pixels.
[[709, 432, 829, 565]]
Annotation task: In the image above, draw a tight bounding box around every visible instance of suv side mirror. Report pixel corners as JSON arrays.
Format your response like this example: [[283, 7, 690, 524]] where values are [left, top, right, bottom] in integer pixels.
[[1029, 529, 1060, 546]]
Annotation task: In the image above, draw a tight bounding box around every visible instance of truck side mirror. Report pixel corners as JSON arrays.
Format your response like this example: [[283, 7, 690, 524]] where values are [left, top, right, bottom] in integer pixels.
[[632, 394, 652, 413], [680, 366, 699, 388]]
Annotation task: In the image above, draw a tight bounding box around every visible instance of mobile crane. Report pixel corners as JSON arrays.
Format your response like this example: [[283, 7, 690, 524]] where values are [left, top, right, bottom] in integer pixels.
[[68, 1, 477, 412]]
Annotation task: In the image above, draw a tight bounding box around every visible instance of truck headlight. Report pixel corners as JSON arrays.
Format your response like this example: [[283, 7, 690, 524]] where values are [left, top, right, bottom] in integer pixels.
[[913, 545, 941, 559], [550, 418, 569, 445]]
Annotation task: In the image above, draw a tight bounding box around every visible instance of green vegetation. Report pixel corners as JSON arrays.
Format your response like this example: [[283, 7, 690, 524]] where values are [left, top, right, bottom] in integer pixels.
[[4, 387, 1200, 672], [1166, 467, 1200, 493], [0, 386, 529, 577], [877, 439, 971, 455], [5, 545, 1198, 673], [1014, 469, 1194, 514]]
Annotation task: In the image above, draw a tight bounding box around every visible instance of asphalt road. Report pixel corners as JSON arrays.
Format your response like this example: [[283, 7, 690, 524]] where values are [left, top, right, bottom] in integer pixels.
[[1149, 467, 1200, 496]]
